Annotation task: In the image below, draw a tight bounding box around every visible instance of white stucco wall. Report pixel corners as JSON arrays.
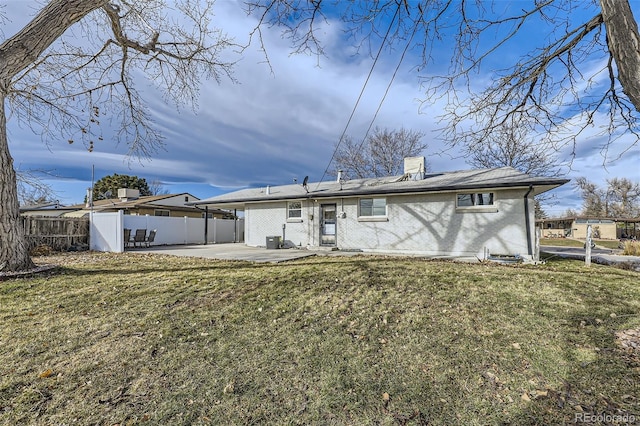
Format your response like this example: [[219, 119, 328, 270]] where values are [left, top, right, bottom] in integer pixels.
[[147, 194, 198, 207], [244, 189, 534, 258], [90, 212, 244, 252], [245, 199, 312, 248]]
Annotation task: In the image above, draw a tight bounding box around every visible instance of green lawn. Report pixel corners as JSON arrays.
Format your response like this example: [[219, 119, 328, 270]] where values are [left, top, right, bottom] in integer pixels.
[[595, 240, 625, 250], [541, 238, 585, 247], [1, 252, 638, 425]]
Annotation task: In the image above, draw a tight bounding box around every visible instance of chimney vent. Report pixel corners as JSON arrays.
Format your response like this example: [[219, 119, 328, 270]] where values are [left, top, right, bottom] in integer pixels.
[[118, 188, 140, 201], [404, 157, 425, 180]]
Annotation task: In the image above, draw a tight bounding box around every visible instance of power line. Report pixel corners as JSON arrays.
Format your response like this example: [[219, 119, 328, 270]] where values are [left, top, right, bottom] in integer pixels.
[[315, 3, 401, 189], [354, 10, 422, 159]]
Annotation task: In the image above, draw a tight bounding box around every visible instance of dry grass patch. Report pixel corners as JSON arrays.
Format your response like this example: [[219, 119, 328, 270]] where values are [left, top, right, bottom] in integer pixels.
[[623, 241, 640, 256], [1, 252, 639, 425]]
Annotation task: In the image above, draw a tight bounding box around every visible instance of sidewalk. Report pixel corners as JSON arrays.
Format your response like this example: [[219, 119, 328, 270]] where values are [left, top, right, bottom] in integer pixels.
[[540, 245, 640, 271]]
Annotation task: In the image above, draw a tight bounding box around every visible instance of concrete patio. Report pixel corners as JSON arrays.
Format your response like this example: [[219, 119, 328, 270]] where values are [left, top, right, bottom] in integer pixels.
[[133, 243, 321, 263], [132, 242, 640, 270]]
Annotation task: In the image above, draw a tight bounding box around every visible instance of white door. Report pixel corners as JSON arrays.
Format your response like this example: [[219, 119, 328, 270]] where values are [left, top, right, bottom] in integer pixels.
[[320, 204, 336, 246]]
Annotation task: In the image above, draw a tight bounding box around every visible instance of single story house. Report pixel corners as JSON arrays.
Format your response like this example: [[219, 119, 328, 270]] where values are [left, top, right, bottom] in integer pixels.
[[20, 201, 79, 217], [537, 216, 640, 240], [192, 159, 569, 260], [66, 189, 233, 219]]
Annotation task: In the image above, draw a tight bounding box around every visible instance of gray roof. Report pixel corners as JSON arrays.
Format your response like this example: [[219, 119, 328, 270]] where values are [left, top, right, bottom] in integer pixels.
[[191, 167, 569, 207]]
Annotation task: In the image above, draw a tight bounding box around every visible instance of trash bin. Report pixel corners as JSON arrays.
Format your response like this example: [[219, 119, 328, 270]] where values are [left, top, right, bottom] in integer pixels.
[[266, 236, 281, 249]]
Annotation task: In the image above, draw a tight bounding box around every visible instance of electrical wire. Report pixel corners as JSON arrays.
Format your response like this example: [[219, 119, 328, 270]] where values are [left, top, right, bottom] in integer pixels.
[[354, 13, 422, 158], [315, 3, 401, 189]]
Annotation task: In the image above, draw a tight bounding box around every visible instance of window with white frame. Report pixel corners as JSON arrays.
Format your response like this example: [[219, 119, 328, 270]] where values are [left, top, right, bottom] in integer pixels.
[[154, 209, 170, 217], [359, 198, 386, 217], [456, 192, 495, 208], [287, 201, 302, 219]]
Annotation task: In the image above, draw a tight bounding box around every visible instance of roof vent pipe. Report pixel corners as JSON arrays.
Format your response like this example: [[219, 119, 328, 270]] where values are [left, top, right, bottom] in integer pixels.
[[337, 170, 343, 183], [266, 185, 270, 195]]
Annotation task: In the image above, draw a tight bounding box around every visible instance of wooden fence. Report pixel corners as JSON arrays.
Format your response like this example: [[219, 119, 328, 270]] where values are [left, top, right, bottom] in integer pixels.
[[22, 216, 89, 251]]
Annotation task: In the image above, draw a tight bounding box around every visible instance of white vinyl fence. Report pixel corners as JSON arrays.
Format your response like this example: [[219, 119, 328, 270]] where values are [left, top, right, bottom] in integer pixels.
[[90, 211, 244, 252]]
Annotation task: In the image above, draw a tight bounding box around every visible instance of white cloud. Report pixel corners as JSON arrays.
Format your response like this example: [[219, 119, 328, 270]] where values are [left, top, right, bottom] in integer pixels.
[[4, 0, 638, 212]]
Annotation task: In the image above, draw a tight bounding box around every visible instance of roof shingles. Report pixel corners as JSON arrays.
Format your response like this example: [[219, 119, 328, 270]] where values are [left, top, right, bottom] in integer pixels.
[[192, 167, 569, 206]]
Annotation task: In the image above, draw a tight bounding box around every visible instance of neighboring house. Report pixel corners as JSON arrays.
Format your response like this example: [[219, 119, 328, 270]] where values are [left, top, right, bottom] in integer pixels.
[[191, 159, 569, 260], [66, 189, 233, 219], [20, 201, 78, 217], [537, 216, 640, 240]]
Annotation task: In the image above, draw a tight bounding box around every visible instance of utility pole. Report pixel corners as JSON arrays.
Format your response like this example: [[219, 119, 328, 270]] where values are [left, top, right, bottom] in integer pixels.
[[585, 225, 592, 267]]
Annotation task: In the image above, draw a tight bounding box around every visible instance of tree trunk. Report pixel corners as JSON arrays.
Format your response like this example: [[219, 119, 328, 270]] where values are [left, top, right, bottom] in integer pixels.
[[0, 0, 107, 83], [0, 95, 35, 272], [0, 0, 108, 272], [600, 0, 640, 112]]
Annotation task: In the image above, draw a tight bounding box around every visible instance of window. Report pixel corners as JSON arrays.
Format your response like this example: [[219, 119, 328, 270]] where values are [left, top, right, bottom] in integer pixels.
[[456, 192, 494, 207], [202, 212, 214, 219], [154, 209, 170, 217], [359, 198, 386, 217], [578, 219, 614, 224], [288, 201, 302, 219]]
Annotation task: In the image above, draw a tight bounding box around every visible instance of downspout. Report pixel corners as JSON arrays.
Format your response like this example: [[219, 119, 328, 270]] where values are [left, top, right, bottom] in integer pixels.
[[194, 205, 208, 245], [204, 206, 209, 245], [282, 223, 286, 248], [524, 185, 534, 257], [233, 209, 237, 243]]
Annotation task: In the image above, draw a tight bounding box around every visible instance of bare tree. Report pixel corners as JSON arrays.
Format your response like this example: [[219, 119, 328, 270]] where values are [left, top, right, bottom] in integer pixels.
[[464, 114, 565, 218], [574, 177, 640, 217], [247, 1, 640, 161], [16, 168, 58, 206], [149, 179, 170, 196], [563, 208, 580, 217], [332, 136, 371, 180], [1, 0, 235, 272], [574, 177, 606, 216], [465, 115, 563, 177], [333, 127, 427, 179], [606, 177, 640, 217]]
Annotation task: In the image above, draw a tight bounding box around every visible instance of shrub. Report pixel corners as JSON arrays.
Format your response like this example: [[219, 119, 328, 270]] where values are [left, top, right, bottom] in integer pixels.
[[30, 244, 53, 256], [622, 240, 640, 256]]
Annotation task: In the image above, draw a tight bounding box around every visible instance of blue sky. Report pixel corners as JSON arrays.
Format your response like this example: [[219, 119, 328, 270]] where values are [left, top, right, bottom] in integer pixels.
[[4, 0, 640, 216]]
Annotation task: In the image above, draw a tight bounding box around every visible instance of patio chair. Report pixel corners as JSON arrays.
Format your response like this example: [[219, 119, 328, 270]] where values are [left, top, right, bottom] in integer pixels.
[[124, 228, 133, 248], [144, 229, 157, 247], [132, 229, 147, 248]]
